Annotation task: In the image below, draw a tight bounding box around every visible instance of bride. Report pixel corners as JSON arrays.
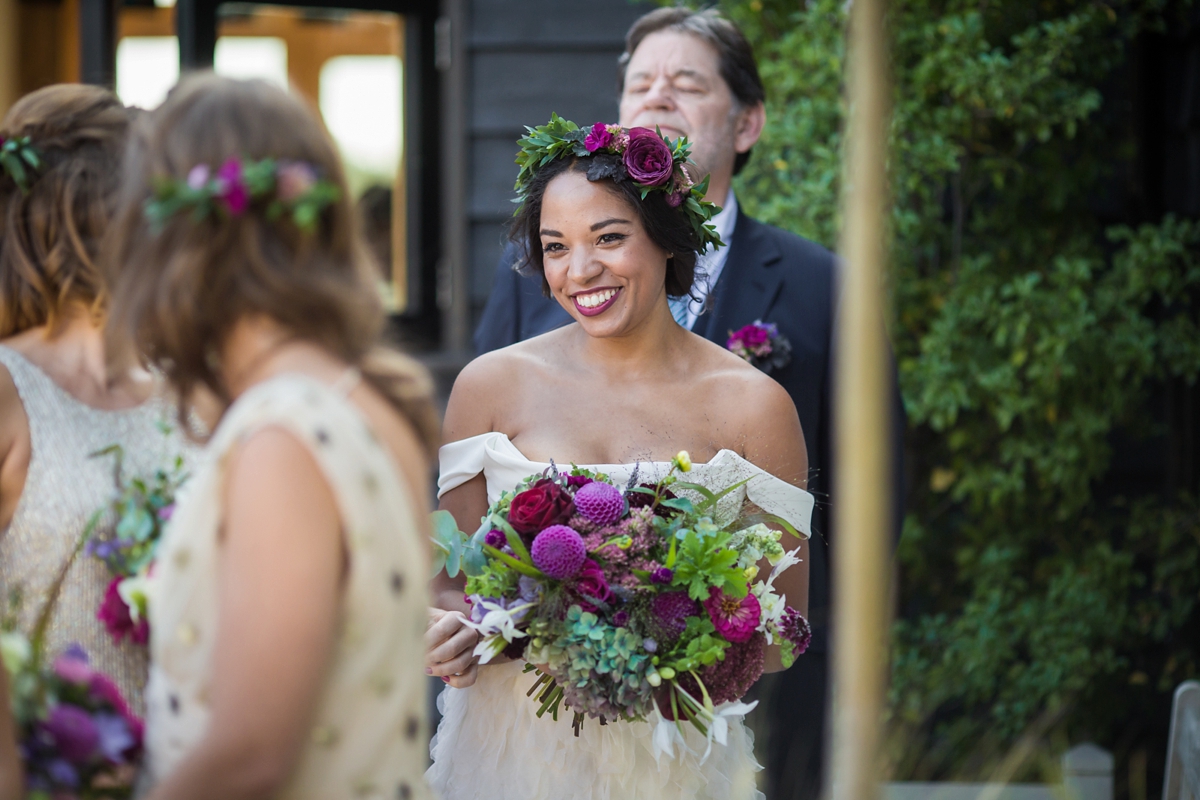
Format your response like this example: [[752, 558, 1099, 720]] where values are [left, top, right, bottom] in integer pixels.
[[426, 119, 813, 800]]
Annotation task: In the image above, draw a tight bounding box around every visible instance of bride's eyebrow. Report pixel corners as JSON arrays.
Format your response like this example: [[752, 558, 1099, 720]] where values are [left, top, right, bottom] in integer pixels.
[[590, 218, 632, 231], [540, 229, 562, 237]]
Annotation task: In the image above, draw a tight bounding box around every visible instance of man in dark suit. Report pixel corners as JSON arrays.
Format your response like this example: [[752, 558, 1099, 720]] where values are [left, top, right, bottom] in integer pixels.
[[474, 8, 904, 799]]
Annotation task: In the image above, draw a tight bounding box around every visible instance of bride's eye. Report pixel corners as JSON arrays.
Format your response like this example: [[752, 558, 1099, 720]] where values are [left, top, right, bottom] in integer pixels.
[[543, 241, 565, 253], [598, 233, 626, 245]]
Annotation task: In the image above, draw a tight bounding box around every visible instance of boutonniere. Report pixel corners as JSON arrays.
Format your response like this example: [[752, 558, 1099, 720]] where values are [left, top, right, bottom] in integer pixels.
[[727, 320, 792, 373]]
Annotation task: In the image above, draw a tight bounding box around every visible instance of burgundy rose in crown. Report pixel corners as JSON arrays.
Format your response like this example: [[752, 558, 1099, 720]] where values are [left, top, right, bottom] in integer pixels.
[[623, 128, 675, 187], [727, 320, 792, 374]]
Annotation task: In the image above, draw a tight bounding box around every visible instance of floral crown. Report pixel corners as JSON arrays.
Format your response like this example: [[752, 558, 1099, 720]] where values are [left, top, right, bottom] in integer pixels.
[[144, 157, 340, 233], [513, 114, 724, 254], [0, 136, 44, 195]]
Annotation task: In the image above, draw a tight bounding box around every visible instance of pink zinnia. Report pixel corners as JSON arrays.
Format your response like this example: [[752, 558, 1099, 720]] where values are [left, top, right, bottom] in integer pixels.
[[215, 157, 249, 215], [703, 587, 761, 643]]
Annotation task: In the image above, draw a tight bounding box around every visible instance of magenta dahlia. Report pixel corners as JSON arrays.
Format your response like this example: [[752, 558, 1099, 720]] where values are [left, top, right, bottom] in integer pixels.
[[703, 587, 761, 643], [531, 524, 587, 579], [573, 481, 625, 526]]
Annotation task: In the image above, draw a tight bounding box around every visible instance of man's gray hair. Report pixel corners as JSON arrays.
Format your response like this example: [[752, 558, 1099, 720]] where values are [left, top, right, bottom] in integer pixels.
[[617, 7, 766, 174]]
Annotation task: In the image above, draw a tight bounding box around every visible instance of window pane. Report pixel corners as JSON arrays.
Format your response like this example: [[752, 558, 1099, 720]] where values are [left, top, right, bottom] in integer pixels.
[[115, 36, 179, 110]]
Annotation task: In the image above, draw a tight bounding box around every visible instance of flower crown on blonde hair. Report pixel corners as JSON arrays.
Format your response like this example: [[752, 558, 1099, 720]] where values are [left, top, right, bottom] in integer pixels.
[[144, 156, 340, 233], [513, 114, 724, 253], [0, 136, 44, 194]]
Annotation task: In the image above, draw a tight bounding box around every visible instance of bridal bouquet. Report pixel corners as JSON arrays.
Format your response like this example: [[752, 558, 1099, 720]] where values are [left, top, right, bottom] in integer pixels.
[[434, 452, 811, 758], [86, 428, 190, 646]]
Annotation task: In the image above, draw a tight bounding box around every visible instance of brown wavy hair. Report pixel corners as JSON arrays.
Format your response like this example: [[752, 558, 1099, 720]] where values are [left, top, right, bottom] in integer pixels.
[[0, 84, 132, 337], [104, 73, 438, 455]]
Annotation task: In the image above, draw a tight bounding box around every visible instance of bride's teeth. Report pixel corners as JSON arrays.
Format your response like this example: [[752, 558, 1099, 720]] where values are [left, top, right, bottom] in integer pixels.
[[579, 289, 615, 308]]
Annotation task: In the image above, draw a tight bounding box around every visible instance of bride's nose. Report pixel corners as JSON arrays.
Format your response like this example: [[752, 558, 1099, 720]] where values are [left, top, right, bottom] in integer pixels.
[[566, 247, 604, 284]]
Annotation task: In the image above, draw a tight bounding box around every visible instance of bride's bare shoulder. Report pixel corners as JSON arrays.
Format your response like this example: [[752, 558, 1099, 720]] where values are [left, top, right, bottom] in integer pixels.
[[445, 331, 572, 440]]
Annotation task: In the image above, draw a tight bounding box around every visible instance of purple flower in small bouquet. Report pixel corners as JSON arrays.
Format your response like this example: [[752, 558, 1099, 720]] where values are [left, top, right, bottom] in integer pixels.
[[727, 320, 792, 374], [97, 577, 149, 645]]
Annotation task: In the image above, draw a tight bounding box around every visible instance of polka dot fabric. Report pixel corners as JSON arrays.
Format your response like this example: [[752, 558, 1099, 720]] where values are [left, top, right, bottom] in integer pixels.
[[140, 374, 432, 799]]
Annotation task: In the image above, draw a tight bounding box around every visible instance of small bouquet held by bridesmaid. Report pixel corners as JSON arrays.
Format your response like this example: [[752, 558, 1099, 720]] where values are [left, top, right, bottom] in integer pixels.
[[2, 532, 143, 797], [433, 452, 811, 759], [1, 637, 143, 799]]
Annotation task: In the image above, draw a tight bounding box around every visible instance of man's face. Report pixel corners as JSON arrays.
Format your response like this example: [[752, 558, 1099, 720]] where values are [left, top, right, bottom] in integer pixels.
[[619, 30, 741, 185]]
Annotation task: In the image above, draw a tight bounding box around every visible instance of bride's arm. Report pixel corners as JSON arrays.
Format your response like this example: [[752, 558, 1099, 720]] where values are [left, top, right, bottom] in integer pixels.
[[426, 354, 513, 688], [735, 374, 810, 674]]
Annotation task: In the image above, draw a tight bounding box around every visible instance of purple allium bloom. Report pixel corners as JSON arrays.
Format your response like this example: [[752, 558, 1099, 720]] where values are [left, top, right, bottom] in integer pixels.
[[650, 567, 674, 585], [573, 481, 624, 526], [649, 591, 699, 643], [531, 525, 587, 580], [612, 610, 629, 627], [687, 632, 766, 706], [215, 158, 249, 215], [623, 128, 675, 187], [484, 529, 506, 548], [779, 606, 813, 657], [42, 706, 99, 765], [584, 121, 614, 152]]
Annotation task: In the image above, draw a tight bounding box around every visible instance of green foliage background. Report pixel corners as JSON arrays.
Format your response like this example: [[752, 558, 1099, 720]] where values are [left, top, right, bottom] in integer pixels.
[[710, 0, 1200, 788]]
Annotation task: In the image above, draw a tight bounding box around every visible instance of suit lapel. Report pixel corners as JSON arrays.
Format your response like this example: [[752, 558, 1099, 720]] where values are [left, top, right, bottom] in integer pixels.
[[704, 210, 784, 345]]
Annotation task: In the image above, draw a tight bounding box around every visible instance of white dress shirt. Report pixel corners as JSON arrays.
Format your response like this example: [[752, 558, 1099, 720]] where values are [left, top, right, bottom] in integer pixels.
[[673, 187, 739, 330]]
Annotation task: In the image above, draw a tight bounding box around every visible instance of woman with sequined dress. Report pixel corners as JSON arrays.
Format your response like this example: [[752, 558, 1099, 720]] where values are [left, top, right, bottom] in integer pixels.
[[0, 85, 194, 716]]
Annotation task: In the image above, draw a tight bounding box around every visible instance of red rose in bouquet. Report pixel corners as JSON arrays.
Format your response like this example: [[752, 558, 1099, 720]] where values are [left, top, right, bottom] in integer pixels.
[[508, 479, 575, 535]]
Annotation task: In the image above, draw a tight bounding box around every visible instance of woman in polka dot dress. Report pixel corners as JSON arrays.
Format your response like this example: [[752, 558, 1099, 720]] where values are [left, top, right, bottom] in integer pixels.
[[104, 74, 440, 800]]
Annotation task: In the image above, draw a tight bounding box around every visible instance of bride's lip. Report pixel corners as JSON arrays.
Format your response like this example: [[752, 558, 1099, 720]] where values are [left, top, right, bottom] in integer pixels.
[[571, 287, 622, 317]]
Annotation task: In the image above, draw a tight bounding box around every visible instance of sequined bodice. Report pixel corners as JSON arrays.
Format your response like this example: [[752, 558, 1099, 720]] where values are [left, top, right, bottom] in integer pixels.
[[0, 346, 193, 714]]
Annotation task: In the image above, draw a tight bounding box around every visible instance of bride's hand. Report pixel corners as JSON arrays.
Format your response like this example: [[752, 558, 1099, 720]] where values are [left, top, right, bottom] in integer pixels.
[[425, 607, 480, 688]]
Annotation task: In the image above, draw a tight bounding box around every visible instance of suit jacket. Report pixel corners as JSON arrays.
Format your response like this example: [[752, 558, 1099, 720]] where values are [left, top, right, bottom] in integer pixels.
[[473, 209, 906, 652]]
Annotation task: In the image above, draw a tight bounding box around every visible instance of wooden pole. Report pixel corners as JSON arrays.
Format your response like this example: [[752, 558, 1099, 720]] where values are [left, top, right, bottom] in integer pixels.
[[832, 0, 893, 799]]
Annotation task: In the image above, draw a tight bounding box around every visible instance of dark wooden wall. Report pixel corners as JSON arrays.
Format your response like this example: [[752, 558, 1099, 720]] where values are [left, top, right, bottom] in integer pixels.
[[461, 0, 654, 327]]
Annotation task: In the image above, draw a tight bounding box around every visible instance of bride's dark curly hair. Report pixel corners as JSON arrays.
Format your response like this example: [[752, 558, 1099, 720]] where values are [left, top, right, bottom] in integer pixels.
[[510, 154, 703, 298]]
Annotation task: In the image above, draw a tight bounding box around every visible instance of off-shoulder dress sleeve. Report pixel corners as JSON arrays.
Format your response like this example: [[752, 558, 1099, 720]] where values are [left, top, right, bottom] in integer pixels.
[[437, 433, 496, 498], [715, 452, 815, 538]]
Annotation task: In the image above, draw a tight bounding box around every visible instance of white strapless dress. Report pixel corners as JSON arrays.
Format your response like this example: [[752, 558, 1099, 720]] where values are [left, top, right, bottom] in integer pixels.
[[427, 432, 814, 800]]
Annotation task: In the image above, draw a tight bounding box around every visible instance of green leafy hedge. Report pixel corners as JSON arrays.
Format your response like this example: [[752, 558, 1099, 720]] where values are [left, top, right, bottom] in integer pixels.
[[713, 0, 1200, 786]]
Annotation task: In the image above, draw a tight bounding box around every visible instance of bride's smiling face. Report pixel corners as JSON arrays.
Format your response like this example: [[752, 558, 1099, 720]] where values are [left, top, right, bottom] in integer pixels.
[[539, 170, 671, 336]]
